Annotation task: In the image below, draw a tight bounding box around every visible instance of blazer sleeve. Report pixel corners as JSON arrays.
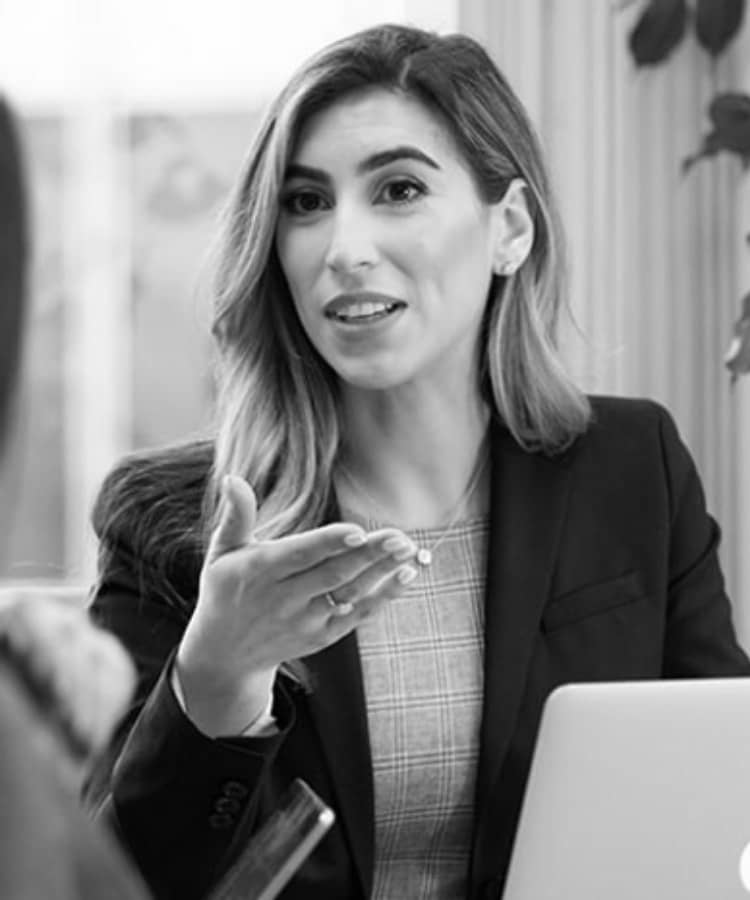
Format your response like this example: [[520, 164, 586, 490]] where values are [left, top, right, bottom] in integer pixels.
[[85, 536, 296, 900], [657, 406, 750, 676]]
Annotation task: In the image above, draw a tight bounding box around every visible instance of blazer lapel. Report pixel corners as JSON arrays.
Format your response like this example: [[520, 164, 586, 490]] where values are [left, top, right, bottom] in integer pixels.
[[474, 423, 573, 823], [299, 428, 572, 896], [303, 632, 374, 897]]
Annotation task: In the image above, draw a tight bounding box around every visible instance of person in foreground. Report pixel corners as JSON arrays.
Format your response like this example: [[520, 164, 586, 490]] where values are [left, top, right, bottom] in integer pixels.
[[85, 23, 750, 900], [0, 97, 149, 899]]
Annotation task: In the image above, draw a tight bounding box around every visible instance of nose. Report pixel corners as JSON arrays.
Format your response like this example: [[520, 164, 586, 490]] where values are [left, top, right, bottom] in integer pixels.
[[324, 203, 378, 275]]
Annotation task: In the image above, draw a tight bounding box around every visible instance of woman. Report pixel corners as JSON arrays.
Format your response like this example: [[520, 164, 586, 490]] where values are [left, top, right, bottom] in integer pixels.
[[85, 24, 750, 900]]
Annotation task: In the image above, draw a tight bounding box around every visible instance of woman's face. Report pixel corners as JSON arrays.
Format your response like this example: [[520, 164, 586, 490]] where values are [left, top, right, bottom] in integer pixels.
[[275, 88, 511, 392]]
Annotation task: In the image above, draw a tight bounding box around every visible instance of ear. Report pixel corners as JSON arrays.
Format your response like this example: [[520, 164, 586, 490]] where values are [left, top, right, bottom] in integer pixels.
[[490, 178, 534, 277]]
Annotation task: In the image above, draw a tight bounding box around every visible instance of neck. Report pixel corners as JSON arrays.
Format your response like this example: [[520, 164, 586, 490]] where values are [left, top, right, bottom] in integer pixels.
[[336, 380, 490, 529]]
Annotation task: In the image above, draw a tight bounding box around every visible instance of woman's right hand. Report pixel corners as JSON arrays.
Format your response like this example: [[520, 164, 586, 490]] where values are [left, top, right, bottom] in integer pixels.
[[175, 475, 420, 735]]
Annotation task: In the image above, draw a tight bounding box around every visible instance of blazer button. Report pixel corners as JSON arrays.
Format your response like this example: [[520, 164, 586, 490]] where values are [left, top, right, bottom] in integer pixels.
[[208, 813, 234, 830], [221, 780, 249, 798], [214, 797, 241, 815]]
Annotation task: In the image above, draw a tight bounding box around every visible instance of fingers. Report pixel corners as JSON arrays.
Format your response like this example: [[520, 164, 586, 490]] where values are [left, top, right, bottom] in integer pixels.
[[262, 522, 374, 578], [194, 506, 426, 677], [293, 532, 419, 606], [311, 525, 423, 625], [303, 531, 421, 623], [324, 563, 419, 636], [206, 475, 258, 561], [199, 482, 427, 665], [205, 478, 421, 588], [207, 482, 371, 574]]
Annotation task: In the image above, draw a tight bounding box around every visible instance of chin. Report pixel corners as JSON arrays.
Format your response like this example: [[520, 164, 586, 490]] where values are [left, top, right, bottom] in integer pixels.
[[333, 361, 409, 392]]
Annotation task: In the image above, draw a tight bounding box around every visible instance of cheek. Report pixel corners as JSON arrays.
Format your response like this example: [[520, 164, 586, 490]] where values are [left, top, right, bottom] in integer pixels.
[[276, 230, 324, 318], [392, 214, 492, 290], [446, 210, 493, 266], [386, 225, 445, 284], [276, 230, 301, 290], [274, 236, 310, 331]]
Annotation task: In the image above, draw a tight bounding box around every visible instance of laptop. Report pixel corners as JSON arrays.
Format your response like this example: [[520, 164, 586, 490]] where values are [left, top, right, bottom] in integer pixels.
[[502, 678, 750, 900]]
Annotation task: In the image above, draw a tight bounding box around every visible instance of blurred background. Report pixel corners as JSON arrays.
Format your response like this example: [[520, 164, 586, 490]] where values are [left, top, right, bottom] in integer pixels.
[[1, 0, 750, 642]]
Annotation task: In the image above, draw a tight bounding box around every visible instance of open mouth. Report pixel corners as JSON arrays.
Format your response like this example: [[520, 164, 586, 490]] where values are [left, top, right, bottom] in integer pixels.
[[327, 301, 405, 323], [324, 292, 407, 325]]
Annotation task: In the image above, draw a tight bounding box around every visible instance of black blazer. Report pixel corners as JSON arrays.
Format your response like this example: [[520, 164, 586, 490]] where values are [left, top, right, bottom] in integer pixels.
[[85, 396, 750, 900]]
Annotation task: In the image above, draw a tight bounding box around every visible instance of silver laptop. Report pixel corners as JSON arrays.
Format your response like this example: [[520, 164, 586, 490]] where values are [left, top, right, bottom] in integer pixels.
[[502, 678, 750, 900]]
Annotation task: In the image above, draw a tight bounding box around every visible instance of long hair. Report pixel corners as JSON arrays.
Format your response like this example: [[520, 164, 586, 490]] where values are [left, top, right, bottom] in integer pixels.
[[208, 23, 590, 542]]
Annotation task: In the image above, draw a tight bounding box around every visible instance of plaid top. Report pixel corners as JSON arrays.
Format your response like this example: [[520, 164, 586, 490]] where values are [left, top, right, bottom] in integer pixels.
[[356, 516, 489, 900]]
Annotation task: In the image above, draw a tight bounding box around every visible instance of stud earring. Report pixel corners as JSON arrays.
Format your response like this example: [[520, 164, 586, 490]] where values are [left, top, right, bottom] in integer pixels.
[[500, 260, 517, 276]]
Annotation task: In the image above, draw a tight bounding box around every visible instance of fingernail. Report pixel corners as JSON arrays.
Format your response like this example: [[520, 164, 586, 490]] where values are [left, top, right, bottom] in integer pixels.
[[397, 565, 418, 585], [382, 536, 413, 557], [222, 474, 243, 502], [343, 531, 367, 547]]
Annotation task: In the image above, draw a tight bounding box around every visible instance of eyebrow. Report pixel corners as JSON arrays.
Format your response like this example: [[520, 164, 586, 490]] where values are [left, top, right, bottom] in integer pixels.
[[284, 145, 441, 184]]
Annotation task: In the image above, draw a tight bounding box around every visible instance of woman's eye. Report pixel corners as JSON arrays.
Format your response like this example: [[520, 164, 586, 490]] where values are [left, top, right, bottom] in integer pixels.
[[282, 190, 328, 215], [379, 179, 425, 205]]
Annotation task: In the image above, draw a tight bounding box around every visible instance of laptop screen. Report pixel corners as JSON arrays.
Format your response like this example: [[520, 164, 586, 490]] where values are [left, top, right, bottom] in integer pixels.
[[502, 679, 750, 900]]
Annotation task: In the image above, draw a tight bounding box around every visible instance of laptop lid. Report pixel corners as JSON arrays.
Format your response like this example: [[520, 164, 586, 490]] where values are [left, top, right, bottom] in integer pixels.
[[502, 678, 750, 900]]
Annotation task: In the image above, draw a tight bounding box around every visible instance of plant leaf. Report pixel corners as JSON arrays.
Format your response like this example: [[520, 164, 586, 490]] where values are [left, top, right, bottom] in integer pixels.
[[725, 292, 750, 383], [629, 0, 689, 65], [708, 92, 750, 133], [695, 0, 746, 56], [708, 93, 750, 157], [682, 131, 723, 173], [684, 93, 750, 172]]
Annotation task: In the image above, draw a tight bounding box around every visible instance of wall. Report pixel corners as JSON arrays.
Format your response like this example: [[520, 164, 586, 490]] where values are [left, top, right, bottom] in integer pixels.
[[460, 0, 750, 642]]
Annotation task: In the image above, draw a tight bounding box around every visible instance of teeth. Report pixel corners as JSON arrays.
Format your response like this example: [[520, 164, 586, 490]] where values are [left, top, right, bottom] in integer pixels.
[[335, 301, 395, 320]]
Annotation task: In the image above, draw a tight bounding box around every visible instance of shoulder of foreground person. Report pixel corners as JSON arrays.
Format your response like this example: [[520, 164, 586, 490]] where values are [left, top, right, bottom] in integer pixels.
[[0, 665, 150, 900]]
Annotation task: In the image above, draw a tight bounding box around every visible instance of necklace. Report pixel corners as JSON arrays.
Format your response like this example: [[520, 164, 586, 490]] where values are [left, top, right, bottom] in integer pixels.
[[337, 440, 490, 567]]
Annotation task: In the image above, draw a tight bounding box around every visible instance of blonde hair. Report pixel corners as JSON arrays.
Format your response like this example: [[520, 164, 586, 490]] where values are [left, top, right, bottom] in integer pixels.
[[209, 24, 590, 540]]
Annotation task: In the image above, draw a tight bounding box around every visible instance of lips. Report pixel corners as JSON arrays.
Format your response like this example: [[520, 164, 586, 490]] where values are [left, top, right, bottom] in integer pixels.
[[324, 292, 406, 323]]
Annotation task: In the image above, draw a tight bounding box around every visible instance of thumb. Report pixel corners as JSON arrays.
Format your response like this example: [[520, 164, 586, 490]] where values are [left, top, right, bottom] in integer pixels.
[[207, 475, 258, 562]]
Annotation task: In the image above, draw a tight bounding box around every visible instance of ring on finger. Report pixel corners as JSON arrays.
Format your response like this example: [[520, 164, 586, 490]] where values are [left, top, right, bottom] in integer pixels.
[[323, 590, 353, 616]]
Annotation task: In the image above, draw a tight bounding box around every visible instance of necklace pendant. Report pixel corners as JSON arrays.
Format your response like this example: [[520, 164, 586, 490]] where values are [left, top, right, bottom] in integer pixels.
[[416, 547, 432, 567]]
